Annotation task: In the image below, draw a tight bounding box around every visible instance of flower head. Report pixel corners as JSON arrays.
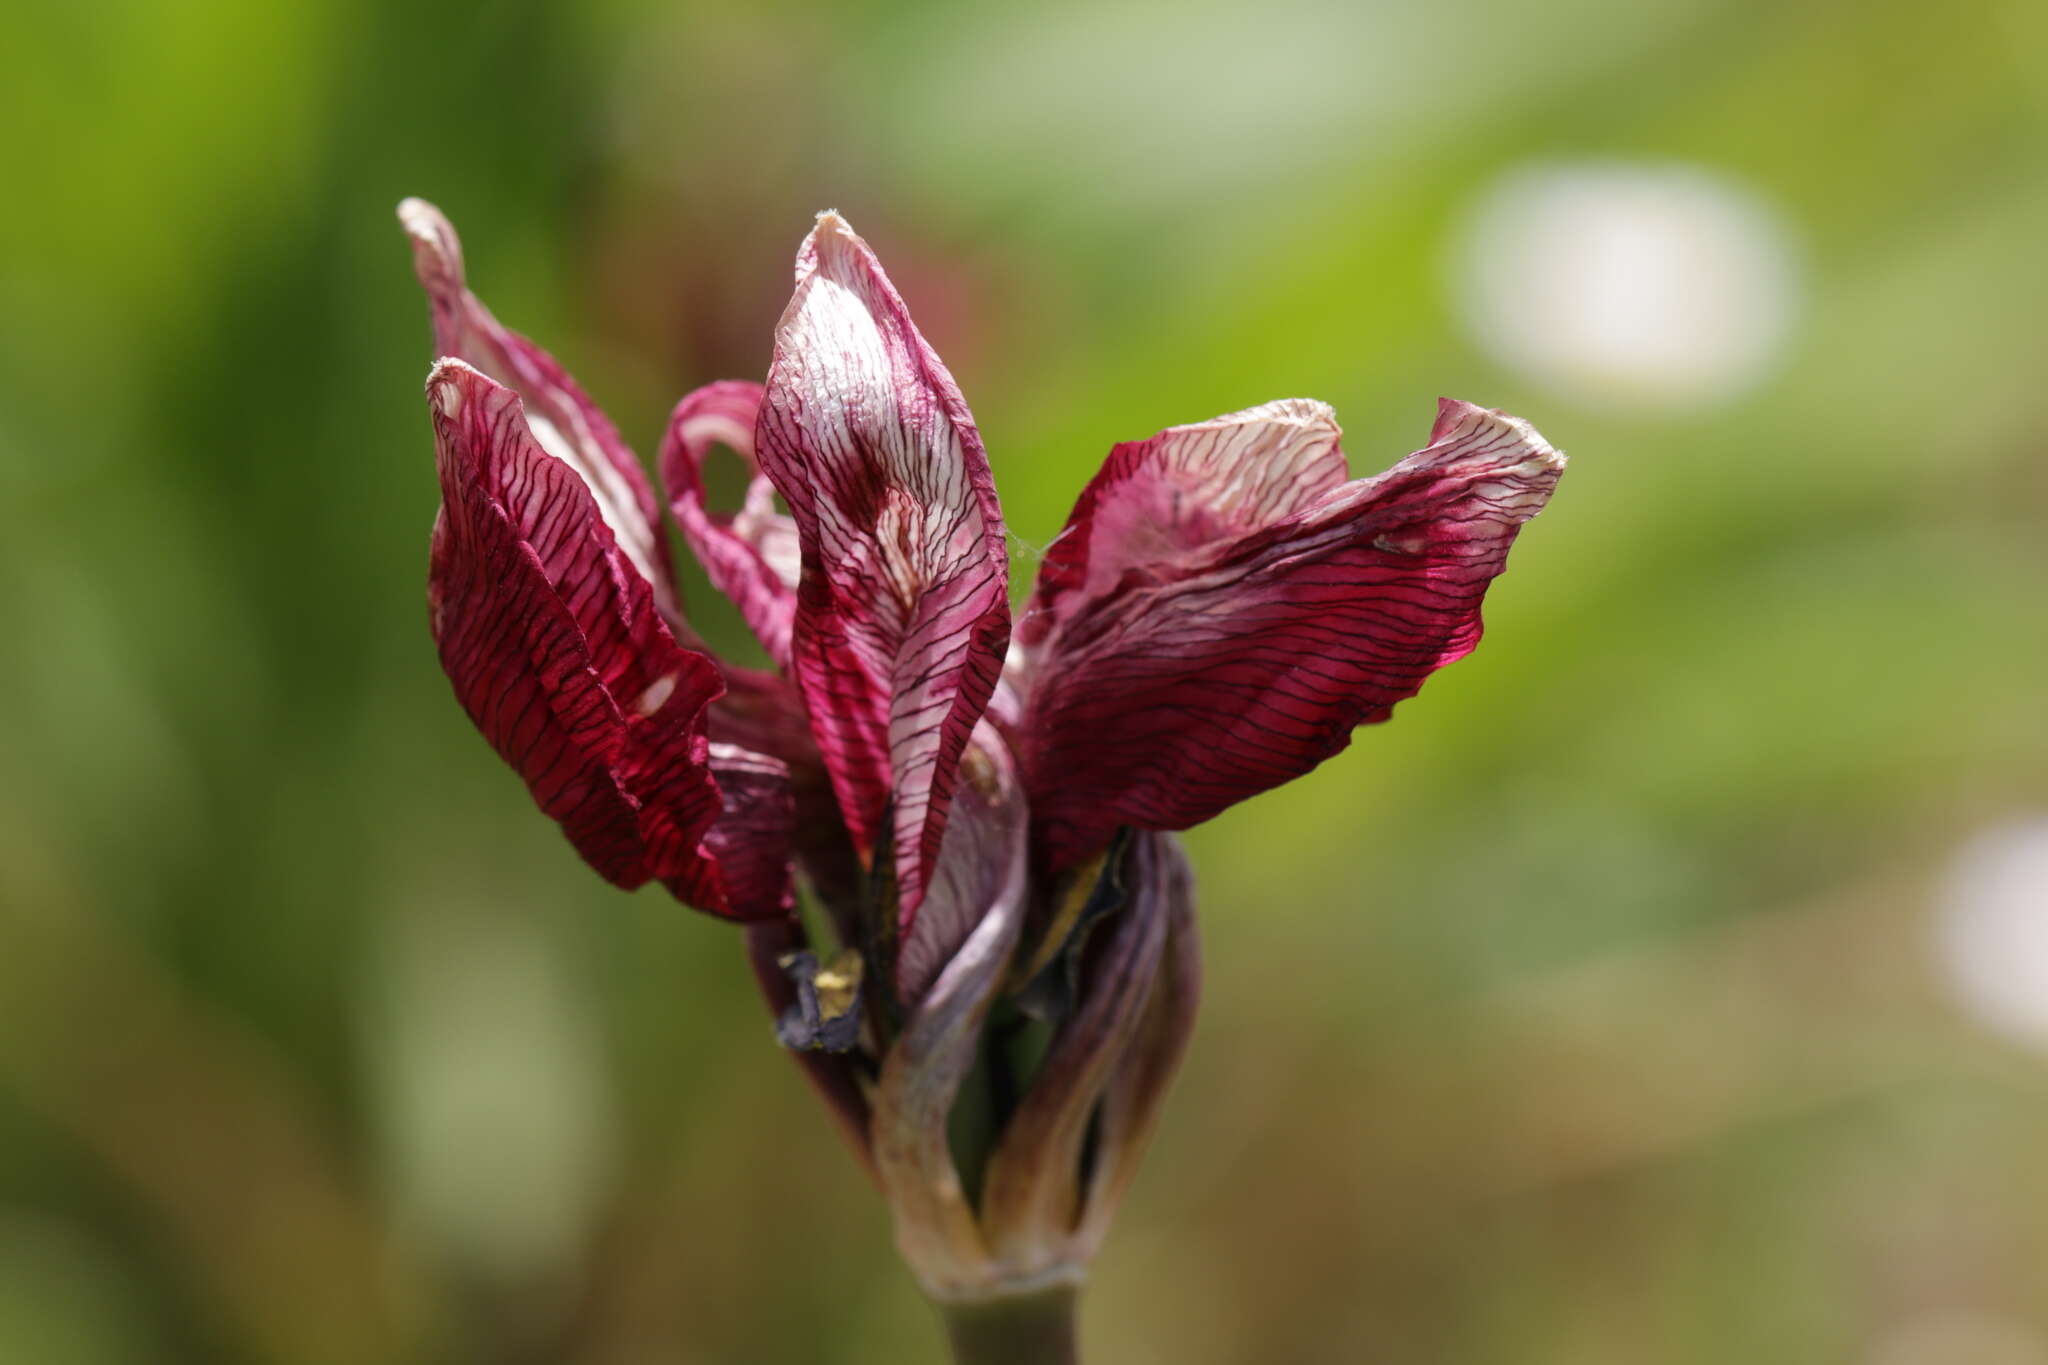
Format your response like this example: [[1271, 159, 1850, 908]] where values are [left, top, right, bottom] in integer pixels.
[[400, 199, 1563, 1302]]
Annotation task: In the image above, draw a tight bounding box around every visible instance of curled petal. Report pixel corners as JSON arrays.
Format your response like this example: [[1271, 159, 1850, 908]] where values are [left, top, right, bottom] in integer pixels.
[[978, 832, 1175, 1274], [658, 380, 800, 666], [755, 212, 1012, 928], [426, 360, 787, 919], [894, 725, 1027, 1007], [870, 786, 1030, 1299], [1076, 836, 1198, 1258], [1018, 398, 1564, 871], [400, 197, 677, 609]]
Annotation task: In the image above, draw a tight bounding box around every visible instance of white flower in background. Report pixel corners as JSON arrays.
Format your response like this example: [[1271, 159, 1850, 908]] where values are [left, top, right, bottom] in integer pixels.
[[1453, 160, 1801, 412], [1933, 816, 2048, 1050]]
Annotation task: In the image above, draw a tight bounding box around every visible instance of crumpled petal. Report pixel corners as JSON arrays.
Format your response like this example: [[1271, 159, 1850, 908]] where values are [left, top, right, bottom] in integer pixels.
[[658, 380, 800, 666], [1017, 397, 1565, 871], [754, 212, 1011, 928], [400, 197, 678, 611], [689, 743, 797, 916], [426, 360, 789, 918]]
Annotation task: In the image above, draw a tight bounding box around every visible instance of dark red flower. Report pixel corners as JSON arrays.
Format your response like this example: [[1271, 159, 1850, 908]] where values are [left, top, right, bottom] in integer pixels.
[[400, 199, 1563, 1301]]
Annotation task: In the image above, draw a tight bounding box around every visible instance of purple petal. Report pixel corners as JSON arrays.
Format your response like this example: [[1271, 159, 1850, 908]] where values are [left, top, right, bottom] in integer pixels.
[[658, 380, 799, 666], [893, 726, 1027, 1006], [754, 212, 1012, 929], [400, 198, 678, 610], [978, 832, 1174, 1266], [1076, 835, 1198, 1257], [1017, 397, 1564, 871], [869, 787, 1030, 1296], [427, 361, 789, 918]]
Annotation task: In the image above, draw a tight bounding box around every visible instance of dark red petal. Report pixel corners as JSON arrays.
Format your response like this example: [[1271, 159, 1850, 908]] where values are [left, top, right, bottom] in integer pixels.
[[427, 361, 788, 918], [754, 212, 1011, 928], [668, 744, 796, 916], [1018, 397, 1564, 871], [658, 380, 799, 667], [400, 198, 678, 610]]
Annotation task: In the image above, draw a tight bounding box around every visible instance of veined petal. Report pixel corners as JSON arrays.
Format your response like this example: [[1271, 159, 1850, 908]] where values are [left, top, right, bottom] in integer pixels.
[[400, 198, 677, 609], [678, 743, 797, 915], [1018, 398, 1564, 871], [658, 380, 799, 666], [755, 212, 1011, 929], [427, 360, 788, 919], [1019, 398, 1347, 638]]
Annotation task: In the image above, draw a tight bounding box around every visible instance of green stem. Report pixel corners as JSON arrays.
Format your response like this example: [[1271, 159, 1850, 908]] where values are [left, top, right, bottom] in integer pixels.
[[939, 1285, 1081, 1365]]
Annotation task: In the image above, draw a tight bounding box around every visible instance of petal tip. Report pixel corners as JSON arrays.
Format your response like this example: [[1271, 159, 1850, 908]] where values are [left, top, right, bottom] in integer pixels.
[[425, 354, 485, 391], [398, 197, 465, 291], [1234, 396, 1341, 435], [803, 210, 873, 275], [1434, 397, 1566, 474]]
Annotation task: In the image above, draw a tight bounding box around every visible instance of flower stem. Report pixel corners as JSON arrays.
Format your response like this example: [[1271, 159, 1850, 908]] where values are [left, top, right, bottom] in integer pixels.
[[939, 1285, 1081, 1365]]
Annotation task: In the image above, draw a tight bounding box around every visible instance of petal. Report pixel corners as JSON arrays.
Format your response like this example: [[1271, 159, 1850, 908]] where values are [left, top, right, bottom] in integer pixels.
[[677, 743, 797, 916], [1018, 398, 1347, 642], [978, 831, 1173, 1269], [427, 360, 789, 918], [893, 725, 1027, 1007], [400, 198, 678, 610], [1018, 397, 1564, 871], [754, 212, 1012, 929], [869, 781, 1030, 1297], [658, 380, 800, 666], [1075, 834, 1198, 1258]]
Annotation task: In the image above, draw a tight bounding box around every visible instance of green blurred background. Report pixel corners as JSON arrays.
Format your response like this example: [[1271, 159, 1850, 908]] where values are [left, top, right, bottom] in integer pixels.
[[4, 0, 2046, 1360]]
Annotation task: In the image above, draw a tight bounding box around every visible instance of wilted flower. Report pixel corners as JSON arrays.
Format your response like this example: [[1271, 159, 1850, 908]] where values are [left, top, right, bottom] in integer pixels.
[[400, 198, 1563, 1354]]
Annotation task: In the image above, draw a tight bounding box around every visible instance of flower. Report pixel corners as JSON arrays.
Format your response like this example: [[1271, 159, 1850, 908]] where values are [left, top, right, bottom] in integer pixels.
[[400, 199, 1564, 1308]]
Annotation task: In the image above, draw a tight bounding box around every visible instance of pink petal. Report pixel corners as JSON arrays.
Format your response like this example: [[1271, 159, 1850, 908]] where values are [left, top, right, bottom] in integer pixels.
[[754, 212, 1011, 929], [427, 360, 789, 918], [658, 380, 800, 666], [1017, 397, 1564, 871], [400, 198, 678, 611]]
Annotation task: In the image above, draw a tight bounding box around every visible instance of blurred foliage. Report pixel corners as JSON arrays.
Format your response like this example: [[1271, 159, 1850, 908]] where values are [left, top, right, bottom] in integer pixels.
[[2, 0, 2045, 1360]]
